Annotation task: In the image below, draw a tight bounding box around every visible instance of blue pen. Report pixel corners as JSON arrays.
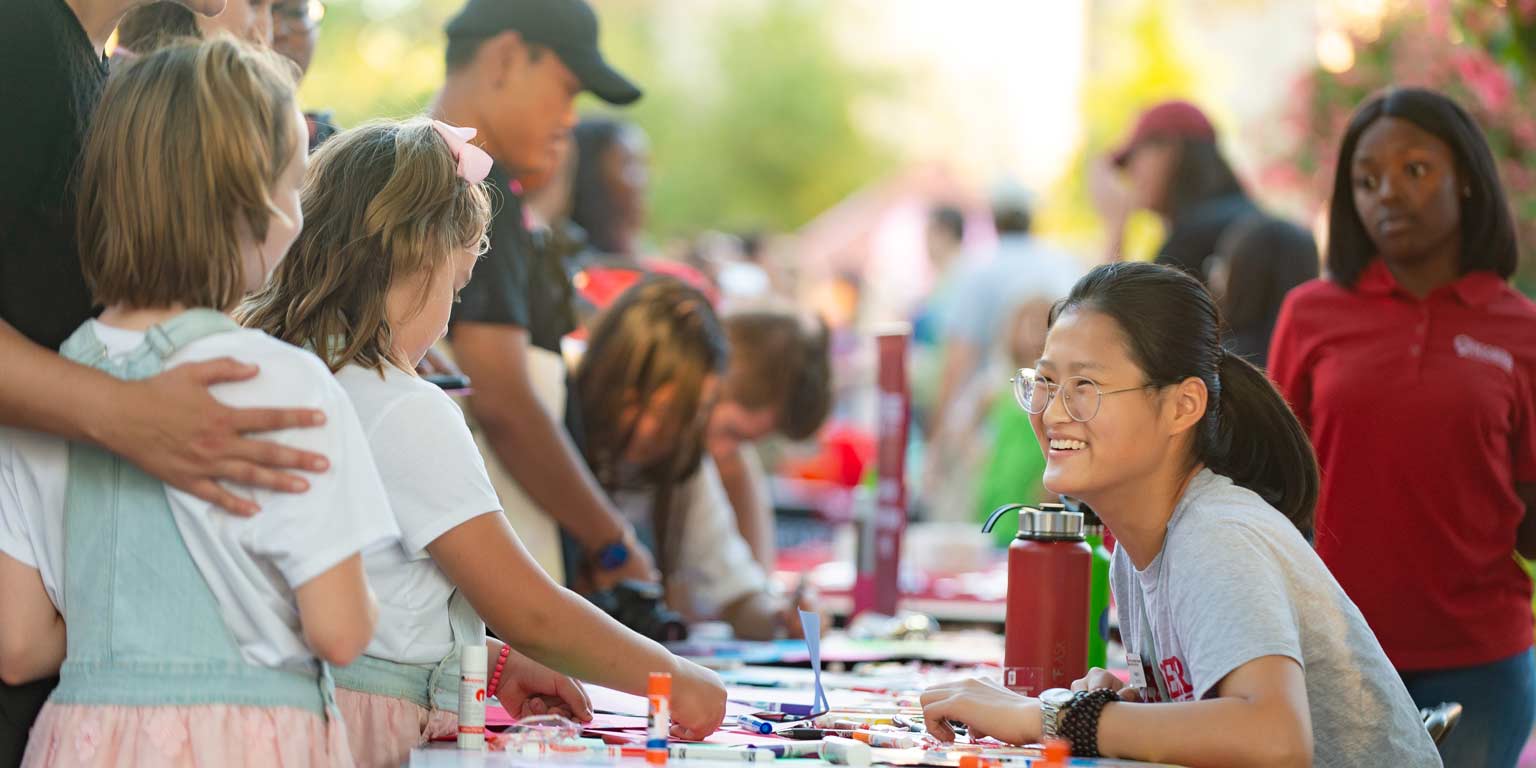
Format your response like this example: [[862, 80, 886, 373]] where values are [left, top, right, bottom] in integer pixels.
[[736, 713, 777, 734]]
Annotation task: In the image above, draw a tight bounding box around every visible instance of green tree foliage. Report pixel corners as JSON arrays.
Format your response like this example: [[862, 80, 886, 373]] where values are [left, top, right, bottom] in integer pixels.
[[594, 1, 894, 237], [298, 0, 894, 239], [298, 1, 455, 124]]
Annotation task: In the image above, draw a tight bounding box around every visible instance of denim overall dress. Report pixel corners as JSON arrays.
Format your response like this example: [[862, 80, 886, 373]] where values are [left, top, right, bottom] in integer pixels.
[[332, 589, 484, 713], [48, 311, 337, 718]]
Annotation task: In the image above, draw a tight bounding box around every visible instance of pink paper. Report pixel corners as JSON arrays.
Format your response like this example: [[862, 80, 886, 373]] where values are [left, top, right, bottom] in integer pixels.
[[585, 684, 752, 718], [489, 684, 750, 730], [585, 684, 650, 716]]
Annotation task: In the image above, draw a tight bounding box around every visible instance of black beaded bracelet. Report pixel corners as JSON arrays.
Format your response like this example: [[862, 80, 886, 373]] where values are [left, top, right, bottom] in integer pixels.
[[1059, 688, 1119, 757]]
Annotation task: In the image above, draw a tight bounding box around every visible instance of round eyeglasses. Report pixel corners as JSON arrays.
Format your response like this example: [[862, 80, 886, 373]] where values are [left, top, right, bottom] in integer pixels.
[[1010, 367, 1159, 422]]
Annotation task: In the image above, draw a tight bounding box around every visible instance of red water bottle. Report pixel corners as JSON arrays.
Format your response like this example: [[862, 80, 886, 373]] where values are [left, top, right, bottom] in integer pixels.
[[981, 502, 1091, 696]]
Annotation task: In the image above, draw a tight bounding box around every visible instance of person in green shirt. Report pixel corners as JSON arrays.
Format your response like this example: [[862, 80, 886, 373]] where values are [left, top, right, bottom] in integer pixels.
[[974, 297, 1054, 547]]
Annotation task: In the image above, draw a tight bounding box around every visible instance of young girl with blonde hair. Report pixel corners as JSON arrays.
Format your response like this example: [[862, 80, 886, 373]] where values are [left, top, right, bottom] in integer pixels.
[[0, 38, 399, 767]]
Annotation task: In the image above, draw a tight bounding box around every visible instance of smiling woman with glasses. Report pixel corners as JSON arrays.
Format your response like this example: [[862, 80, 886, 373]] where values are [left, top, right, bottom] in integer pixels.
[[921, 262, 1439, 767]]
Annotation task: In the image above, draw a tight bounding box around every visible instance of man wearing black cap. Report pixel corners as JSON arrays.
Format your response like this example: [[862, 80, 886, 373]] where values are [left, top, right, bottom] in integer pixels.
[[434, 0, 658, 590]]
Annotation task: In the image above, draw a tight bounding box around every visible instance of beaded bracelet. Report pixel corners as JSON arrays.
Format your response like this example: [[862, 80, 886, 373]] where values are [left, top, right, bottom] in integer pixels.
[[1059, 688, 1119, 757], [487, 644, 511, 700]]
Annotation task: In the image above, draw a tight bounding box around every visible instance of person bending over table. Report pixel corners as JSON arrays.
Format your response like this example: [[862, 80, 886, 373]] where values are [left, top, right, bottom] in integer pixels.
[[573, 277, 817, 640], [706, 310, 833, 572]]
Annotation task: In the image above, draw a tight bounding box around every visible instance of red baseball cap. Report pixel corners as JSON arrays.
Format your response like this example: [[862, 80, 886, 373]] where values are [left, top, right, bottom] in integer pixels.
[[1111, 100, 1216, 166]]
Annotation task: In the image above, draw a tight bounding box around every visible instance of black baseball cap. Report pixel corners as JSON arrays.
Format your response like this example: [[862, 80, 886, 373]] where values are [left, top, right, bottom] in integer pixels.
[[446, 0, 642, 106]]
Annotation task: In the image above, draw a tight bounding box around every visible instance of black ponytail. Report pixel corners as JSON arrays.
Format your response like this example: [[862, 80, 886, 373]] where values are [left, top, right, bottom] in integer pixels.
[[1051, 262, 1318, 531], [1208, 352, 1318, 531]]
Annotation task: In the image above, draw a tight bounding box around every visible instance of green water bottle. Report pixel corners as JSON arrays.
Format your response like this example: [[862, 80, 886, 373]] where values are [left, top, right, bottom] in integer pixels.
[[1065, 497, 1112, 670]]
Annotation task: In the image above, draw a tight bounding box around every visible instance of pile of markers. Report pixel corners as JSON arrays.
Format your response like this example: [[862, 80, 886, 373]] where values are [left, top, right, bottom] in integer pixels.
[[506, 671, 1077, 767]]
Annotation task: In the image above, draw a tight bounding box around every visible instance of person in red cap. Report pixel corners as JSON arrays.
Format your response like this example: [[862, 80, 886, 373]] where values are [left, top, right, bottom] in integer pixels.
[[1093, 100, 1261, 280]]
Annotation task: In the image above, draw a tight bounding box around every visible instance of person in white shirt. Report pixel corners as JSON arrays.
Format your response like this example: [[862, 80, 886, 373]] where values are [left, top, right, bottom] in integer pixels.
[[0, 39, 395, 766], [243, 117, 727, 768]]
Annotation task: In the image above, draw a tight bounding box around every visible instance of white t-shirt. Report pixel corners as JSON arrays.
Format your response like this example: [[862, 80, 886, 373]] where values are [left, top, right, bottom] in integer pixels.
[[1112, 470, 1440, 767], [0, 322, 400, 672], [335, 363, 503, 665], [615, 457, 771, 620]]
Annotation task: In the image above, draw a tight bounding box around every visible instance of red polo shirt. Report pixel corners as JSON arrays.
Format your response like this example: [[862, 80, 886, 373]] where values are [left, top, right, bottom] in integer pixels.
[[1268, 260, 1536, 671]]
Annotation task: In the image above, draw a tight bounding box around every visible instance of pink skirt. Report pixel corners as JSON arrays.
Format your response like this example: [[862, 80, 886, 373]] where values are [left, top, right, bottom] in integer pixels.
[[334, 689, 458, 768], [22, 702, 354, 767]]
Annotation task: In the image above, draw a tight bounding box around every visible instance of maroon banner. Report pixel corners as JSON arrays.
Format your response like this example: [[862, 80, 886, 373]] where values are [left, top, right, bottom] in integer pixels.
[[854, 326, 910, 617]]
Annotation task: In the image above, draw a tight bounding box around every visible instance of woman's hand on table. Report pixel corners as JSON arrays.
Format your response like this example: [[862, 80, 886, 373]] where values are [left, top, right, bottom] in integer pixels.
[[667, 657, 728, 740], [1072, 666, 1142, 702], [920, 676, 1041, 745], [490, 641, 594, 723]]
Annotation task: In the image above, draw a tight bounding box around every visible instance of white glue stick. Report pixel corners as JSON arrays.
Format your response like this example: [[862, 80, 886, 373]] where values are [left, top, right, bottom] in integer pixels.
[[458, 644, 488, 750]]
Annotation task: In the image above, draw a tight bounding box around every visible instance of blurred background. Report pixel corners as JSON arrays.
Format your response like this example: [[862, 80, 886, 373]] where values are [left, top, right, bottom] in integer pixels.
[[300, 0, 1536, 298], [290, 0, 1536, 607], [279, 4, 1536, 758]]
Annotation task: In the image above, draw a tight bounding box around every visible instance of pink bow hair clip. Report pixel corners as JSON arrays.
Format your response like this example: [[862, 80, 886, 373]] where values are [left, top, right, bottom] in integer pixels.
[[431, 120, 493, 184]]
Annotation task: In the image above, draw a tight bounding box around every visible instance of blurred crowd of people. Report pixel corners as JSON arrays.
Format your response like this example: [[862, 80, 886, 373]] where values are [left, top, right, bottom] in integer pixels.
[[0, 0, 1533, 765]]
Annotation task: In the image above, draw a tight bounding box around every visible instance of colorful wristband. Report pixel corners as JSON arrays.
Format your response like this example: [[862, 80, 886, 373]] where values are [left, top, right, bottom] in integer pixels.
[[487, 644, 511, 700]]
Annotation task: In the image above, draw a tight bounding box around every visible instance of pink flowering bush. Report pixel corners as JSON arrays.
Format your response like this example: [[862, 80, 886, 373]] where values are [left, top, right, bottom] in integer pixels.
[[1268, 0, 1536, 293]]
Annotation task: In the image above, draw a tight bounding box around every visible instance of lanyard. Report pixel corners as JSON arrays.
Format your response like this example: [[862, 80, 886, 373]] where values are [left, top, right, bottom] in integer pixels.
[[1127, 579, 1174, 703]]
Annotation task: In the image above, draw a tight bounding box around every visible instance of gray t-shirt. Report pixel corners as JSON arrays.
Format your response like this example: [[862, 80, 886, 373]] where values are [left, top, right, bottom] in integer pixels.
[[1111, 470, 1440, 767]]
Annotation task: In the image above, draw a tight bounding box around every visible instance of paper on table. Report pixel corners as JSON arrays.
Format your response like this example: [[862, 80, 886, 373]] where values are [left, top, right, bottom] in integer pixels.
[[720, 665, 926, 690], [580, 720, 789, 747], [485, 682, 744, 736], [580, 681, 753, 718], [585, 684, 650, 716], [484, 704, 644, 731], [725, 684, 882, 709]]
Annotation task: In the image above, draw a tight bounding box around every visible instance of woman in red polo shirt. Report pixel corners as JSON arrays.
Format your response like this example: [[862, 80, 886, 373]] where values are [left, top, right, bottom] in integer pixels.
[[1269, 87, 1536, 768]]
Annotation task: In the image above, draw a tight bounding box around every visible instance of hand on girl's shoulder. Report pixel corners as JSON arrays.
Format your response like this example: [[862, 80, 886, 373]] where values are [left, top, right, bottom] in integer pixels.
[[174, 329, 356, 415]]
